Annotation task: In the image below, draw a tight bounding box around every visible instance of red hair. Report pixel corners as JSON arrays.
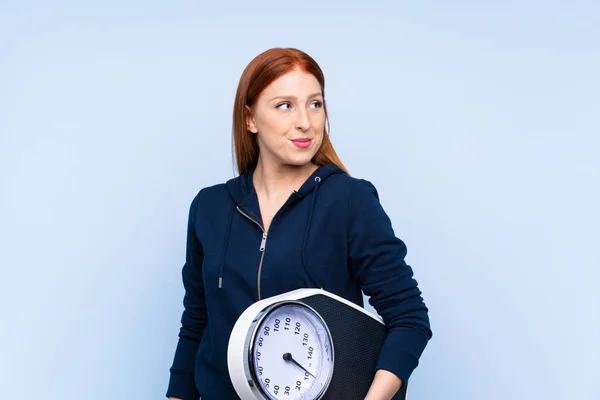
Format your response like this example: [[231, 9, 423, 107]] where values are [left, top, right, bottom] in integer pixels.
[[232, 47, 348, 176]]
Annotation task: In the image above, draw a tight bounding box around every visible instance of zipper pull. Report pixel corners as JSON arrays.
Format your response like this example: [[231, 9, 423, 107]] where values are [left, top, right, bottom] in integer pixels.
[[259, 232, 267, 251]]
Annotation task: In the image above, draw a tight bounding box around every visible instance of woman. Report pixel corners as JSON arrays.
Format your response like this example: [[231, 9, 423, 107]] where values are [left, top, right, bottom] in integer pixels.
[[166, 47, 432, 400]]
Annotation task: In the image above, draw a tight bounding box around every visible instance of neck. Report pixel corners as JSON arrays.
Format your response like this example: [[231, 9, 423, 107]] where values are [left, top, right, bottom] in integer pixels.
[[252, 159, 318, 200]]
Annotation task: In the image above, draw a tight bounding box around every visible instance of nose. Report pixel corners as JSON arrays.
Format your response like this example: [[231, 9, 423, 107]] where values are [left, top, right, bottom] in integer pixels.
[[295, 108, 311, 132]]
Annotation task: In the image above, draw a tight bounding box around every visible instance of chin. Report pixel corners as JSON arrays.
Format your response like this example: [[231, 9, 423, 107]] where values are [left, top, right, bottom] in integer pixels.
[[285, 154, 316, 167]]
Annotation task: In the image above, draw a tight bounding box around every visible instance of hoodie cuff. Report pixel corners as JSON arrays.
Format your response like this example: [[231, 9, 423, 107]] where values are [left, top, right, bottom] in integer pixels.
[[375, 327, 430, 389], [166, 368, 199, 400]]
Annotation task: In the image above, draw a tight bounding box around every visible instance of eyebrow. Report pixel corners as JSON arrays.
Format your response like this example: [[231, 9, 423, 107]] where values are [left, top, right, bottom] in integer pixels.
[[269, 92, 323, 102]]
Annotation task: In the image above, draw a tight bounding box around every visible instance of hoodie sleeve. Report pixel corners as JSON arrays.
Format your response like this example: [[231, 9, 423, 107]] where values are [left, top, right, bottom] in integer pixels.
[[166, 191, 207, 400], [347, 179, 432, 389]]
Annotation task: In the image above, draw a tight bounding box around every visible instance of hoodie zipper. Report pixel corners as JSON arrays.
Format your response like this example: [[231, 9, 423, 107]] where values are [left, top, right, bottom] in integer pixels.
[[236, 206, 268, 301]]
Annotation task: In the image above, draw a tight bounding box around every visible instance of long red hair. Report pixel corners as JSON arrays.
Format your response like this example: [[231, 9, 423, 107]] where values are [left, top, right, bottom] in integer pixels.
[[232, 47, 348, 176]]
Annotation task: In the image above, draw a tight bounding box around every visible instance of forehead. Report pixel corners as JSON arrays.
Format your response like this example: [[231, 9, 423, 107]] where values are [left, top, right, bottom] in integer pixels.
[[261, 69, 322, 99]]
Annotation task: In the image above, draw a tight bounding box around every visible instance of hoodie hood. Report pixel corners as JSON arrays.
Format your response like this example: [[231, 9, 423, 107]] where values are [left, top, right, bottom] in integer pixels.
[[226, 163, 346, 206]]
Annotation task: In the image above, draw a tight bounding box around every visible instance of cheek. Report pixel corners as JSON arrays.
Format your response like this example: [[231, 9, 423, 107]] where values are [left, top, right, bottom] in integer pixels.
[[314, 135, 325, 152], [255, 115, 289, 151], [313, 110, 326, 125], [312, 113, 326, 137], [256, 111, 289, 134]]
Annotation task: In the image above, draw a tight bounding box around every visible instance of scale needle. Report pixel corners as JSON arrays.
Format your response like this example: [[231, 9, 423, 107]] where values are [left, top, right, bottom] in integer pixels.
[[282, 352, 316, 378]]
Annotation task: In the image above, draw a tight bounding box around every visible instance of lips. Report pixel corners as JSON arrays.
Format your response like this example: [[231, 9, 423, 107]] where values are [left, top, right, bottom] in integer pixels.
[[291, 138, 312, 149]]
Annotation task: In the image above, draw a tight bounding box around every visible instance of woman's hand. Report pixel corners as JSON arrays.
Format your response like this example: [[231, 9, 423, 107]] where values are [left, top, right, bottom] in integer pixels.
[[364, 369, 403, 400]]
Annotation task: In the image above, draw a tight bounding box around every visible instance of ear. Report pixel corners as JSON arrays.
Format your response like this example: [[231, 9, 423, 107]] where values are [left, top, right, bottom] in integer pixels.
[[245, 105, 258, 134]]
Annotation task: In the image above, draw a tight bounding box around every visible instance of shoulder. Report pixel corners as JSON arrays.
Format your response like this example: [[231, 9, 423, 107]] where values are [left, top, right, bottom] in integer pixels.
[[197, 182, 229, 200], [326, 173, 380, 202], [188, 181, 230, 214]]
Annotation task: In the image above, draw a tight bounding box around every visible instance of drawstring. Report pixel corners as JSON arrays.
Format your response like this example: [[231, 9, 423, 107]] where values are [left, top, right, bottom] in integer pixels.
[[218, 203, 235, 288], [301, 176, 323, 288]]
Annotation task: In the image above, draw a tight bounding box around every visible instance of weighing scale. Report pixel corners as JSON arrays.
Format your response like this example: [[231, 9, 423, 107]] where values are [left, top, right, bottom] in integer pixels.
[[228, 289, 409, 400]]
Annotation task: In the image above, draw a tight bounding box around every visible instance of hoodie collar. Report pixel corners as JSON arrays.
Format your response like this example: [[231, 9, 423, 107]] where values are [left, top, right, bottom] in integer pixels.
[[226, 163, 345, 206]]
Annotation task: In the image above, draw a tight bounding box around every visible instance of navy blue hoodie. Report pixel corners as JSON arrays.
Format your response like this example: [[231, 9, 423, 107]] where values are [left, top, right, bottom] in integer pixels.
[[166, 164, 432, 399]]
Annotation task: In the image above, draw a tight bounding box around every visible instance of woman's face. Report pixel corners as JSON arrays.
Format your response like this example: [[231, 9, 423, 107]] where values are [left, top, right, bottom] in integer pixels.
[[246, 68, 325, 168]]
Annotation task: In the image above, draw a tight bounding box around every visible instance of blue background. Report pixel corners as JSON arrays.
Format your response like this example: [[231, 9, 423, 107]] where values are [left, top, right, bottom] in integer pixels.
[[1, 1, 598, 399]]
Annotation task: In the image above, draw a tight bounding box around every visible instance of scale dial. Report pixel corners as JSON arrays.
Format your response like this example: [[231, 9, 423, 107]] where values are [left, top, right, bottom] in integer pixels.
[[248, 301, 334, 400]]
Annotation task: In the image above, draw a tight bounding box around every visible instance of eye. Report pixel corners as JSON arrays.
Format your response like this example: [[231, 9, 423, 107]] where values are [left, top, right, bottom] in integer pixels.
[[310, 101, 323, 109], [275, 102, 292, 110]]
